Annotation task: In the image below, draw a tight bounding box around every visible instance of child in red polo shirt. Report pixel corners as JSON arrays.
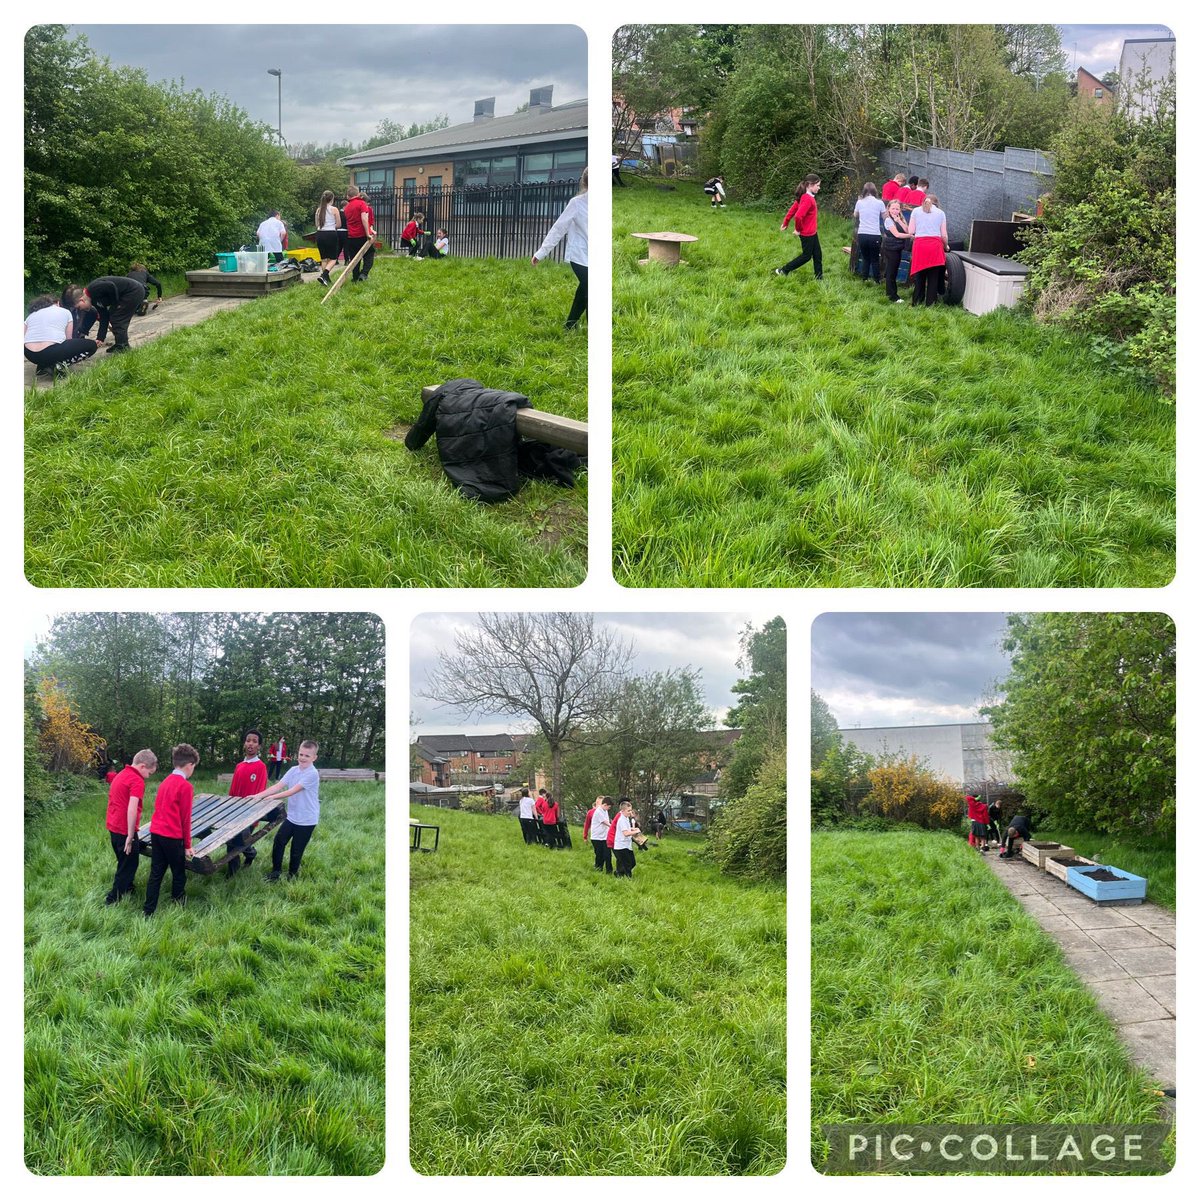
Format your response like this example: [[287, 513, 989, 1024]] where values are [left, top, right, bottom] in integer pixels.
[[225, 728, 273, 875], [143, 743, 199, 916], [104, 749, 158, 904]]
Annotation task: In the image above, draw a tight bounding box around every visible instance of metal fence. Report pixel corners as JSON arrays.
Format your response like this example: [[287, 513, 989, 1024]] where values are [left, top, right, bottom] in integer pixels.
[[877, 145, 1054, 246], [359, 180, 580, 261]]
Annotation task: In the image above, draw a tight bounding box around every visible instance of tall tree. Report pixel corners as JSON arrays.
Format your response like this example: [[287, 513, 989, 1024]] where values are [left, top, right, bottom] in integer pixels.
[[422, 613, 634, 801], [983, 613, 1175, 836], [721, 617, 786, 800]]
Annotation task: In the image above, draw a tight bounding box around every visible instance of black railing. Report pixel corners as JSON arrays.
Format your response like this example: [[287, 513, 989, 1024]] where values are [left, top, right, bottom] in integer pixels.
[[360, 180, 581, 261]]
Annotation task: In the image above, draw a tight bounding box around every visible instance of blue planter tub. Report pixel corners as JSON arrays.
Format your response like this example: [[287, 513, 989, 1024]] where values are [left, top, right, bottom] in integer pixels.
[[1065, 863, 1147, 905]]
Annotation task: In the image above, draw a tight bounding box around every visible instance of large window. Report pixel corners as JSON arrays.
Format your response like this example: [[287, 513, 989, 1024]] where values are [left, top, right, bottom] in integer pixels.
[[354, 167, 393, 187], [520, 148, 585, 184]]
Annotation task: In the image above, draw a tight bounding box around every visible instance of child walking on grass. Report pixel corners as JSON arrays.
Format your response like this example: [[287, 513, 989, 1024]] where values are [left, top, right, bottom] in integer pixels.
[[105, 748, 158, 904], [143, 743, 198, 916], [776, 176, 823, 281], [249, 740, 321, 880]]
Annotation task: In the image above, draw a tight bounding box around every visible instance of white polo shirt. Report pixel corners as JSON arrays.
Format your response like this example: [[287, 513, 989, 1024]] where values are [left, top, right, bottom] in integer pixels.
[[518, 794, 535, 819], [613, 814, 634, 851], [591, 807, 611, 842]]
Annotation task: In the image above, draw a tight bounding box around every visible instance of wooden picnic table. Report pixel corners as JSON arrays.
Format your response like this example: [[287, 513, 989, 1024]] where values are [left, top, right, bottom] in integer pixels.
[[135, 792, 286, 875], [630, 230, 698, 266]]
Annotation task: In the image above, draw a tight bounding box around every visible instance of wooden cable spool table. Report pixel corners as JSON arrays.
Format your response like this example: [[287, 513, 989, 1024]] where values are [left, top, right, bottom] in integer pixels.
[[631, 231, 698, 266]]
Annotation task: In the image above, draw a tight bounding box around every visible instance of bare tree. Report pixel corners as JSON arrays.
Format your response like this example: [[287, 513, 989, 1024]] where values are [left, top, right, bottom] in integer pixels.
[[422, 613, 634, 801]]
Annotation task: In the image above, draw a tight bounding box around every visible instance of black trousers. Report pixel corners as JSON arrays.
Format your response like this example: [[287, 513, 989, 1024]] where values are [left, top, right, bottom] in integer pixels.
[[100, 287, 145, 347], [268, 759, 283, 781], [566, 262, 587, 328], [592, 839, 612, 872], [857, 234, 881, 282], [25, 339, 98, 369], [402, 236, 420, 257], [107, 830, 140, 900], [781, 234, 823, 279], [912, 265, 944, 306], [519, 816, 537, 844], [883, 244, 903, 300], [614, 847, 636, 877], [346, 234, 375, 279], [612, 166, 625, 187], [272, 819, 316, 876], [143, 834, 187, 914]]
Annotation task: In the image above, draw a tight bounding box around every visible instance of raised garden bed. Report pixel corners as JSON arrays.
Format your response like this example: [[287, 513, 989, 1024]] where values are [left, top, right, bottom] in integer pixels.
[[1066, 863, 1147, 906], [1045, 853, 1097, 883], [1021, 840, 1075, 870]]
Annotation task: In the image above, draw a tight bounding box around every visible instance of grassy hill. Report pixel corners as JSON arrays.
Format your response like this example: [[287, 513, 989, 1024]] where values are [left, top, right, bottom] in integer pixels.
[[26, 256, 586, 587], [812, 830, 1170, 1174], [25, 778, 384, 1175], [613, 183, 1174, 588], [410, 806, 785, 1174]]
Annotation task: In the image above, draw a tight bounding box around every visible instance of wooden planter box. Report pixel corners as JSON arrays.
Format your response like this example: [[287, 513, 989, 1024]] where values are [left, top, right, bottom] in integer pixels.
[[1044, 853, 1096, 883], [1066, 864, 1147, 906], [1021, 840, 1074, 870]]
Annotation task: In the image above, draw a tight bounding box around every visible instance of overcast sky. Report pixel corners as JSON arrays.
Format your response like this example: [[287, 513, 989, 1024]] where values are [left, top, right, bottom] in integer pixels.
[[812, 613, 1011, 730], [1058, 24, 1175, 74], [411, 612, 769, 736], [70, 24, 587, 146]]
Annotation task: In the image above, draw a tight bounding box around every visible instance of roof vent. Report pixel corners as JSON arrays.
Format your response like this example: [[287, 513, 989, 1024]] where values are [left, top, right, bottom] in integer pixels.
[[474, 97, 495, 122], [528, 85, 554, 113]]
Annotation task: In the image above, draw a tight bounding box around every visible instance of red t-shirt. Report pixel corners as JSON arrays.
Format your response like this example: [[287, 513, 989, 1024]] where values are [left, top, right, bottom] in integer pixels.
[[401, 219, 421, 241], [106, 766, 146, 835], [882, 180, 901, 202], [782, 193, 818, 237], [344, 197, 375, 239], [907, 189, 926, 208], [544, 801, 560, 825], [583, 807, 595, 838], [150, 772, 194, 848], [534, 797, 548, 821], [230, 758, 268, 798]]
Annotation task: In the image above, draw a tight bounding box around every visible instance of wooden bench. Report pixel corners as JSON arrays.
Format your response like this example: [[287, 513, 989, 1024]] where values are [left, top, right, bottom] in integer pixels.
[[135, 792, 286, 875], [420, 385, 587, 455], [215, 768, 384, 783]]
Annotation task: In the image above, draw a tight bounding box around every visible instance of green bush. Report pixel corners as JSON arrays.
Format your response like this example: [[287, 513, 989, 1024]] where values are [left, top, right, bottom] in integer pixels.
[[23, 708, 54, 820], [459, 794, 491, 814], [1020, 80, 1175, 396], [707, 746, 785, 881]]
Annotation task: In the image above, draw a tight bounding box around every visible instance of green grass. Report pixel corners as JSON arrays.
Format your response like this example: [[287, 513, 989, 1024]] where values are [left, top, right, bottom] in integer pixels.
[[613, 182, 1174, 587], [812, 831, 1171, 1174], [410, 806, 785, 1174], [26, 255, 586, 586], [25, 778, 384, 1175], [1036, 828, 1175, 910]]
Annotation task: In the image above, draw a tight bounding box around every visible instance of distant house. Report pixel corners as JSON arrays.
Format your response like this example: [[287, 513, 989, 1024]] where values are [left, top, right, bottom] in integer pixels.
[[412, 732, 528, 787], [1076, 67, 1114, 105], [342, 86, 587, 196]]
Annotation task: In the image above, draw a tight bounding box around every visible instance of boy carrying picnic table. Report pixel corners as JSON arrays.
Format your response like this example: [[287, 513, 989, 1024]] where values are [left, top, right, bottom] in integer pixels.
[[247, 739, 321, 881], [143, 743, 199, 916], [225, 728, 276, 876], [104, 748, 158, 905]]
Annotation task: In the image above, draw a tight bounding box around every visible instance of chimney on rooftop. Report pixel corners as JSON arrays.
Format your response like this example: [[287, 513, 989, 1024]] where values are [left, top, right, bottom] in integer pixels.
[[474, 97, 495, 122], [528, 85, 554, 113]]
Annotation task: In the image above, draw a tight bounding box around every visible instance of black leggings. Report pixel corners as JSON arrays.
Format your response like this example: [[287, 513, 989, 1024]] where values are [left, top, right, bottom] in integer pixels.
[[272, 820, 316, 878], [857, 234, 881, 281], [272, 819, 316, 876], [780, 234, 823, 279], [566, 262, 587, 328], [912, 265, 944, 306], [24, 339, 98, 368]]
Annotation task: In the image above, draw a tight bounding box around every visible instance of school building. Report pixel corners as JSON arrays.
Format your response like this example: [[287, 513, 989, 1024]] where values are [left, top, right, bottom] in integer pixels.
[[342, 86, 587, 196], [838, 721, 1012, 790]]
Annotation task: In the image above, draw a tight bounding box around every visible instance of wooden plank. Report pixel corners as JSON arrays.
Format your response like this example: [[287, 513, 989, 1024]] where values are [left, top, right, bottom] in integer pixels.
[[321, 237, 374, 304], [420, 385, 587, 454]]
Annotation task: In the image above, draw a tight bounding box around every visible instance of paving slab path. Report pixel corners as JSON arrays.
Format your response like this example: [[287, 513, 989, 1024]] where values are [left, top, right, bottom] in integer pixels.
[[982, 851, 1175, 1090]]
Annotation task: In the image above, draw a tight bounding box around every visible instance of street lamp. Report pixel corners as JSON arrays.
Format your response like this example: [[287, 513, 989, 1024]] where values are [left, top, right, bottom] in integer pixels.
[[267, 68, 282, 146]]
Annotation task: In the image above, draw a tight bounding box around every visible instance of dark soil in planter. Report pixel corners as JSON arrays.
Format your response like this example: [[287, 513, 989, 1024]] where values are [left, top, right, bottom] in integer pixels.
[[1053, 857, 1095, 868], [1081, 868, 1125, 882], [1028, 841, 1062, 849]]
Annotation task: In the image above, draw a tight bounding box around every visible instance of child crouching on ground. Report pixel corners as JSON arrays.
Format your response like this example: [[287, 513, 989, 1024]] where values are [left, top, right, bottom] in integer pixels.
[[248, 739, 321, 880], [143, 743, 198, 916]]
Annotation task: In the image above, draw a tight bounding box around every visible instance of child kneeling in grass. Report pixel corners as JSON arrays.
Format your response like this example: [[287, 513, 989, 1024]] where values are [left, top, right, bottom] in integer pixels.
[[249, 740, 321, 881], [143, 743, 199, 916]]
